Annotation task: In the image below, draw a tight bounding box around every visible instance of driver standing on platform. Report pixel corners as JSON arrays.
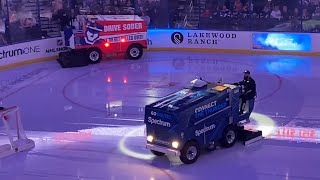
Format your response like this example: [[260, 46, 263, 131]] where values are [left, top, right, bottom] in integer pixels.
[[234, 70, 256, 114]]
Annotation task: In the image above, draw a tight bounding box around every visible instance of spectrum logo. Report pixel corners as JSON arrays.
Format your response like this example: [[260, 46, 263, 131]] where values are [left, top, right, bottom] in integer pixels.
[[195, 124, 216, 136], [147, 117, 171, 127], [0, 46, 40, 59]]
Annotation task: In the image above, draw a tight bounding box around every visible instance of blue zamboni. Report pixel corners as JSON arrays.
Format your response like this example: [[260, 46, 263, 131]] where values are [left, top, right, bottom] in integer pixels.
[[144, 78, 262, 164]]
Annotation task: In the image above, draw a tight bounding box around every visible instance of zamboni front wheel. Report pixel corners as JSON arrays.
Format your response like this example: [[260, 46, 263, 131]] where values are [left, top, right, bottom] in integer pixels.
[[150, 150, 165, 156], [221, 126, 237, 148], [88, 48, 102, 64], [126, 44, 143, 60], [180, 141, 200, 164]]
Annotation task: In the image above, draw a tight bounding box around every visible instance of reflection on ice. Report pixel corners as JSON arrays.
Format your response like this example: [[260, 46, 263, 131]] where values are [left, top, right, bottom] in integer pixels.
[[77, 125, 145, 137]]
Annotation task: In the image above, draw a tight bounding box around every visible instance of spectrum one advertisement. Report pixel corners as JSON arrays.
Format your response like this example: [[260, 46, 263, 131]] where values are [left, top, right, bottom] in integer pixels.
[[252, 33, 311, 51]]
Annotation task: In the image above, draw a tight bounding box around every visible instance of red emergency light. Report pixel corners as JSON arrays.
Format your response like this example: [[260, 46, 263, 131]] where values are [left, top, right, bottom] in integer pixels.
[[121, 38, 126, 43], [107, 76, 112, 83], [123, 76, 128, 84], [104, 42, 110, 47]]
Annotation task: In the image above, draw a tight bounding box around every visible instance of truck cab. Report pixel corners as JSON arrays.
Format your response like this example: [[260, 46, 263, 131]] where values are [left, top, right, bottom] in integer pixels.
[[63, 15, 147, 63], [144, 78, 261, 164]]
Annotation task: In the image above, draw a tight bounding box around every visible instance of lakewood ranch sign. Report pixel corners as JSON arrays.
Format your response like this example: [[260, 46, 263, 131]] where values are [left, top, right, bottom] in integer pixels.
[[186, 32, 237, 45]]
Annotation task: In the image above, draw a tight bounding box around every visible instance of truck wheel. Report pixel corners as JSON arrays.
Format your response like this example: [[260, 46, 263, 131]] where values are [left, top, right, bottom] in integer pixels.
[[127, 44, 143, 60], [221, 126, 237, 148], [88, 48, 102, 64], [180, 141, 200, 164], [150, 150, 165, 156]]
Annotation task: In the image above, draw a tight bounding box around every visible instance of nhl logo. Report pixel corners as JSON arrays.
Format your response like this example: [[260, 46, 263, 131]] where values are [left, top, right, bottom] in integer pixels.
[[57, 39, 63, 46]]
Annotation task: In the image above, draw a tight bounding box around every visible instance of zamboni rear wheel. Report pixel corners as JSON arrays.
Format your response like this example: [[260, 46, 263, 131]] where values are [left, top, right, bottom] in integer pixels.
[[221, 126, 237, 148], [126, 44, 143, 60], [88, 48, 102, 64], [180, 141, 200, 164], [150, 150, 165, 156]]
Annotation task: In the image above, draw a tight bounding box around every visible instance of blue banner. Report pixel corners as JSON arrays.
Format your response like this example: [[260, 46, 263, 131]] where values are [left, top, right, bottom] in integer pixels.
[[252, 33, 311, 51]]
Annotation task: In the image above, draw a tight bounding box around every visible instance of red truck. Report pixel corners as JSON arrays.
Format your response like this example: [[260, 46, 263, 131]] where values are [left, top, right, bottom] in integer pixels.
[[62, 15, 148, 64]]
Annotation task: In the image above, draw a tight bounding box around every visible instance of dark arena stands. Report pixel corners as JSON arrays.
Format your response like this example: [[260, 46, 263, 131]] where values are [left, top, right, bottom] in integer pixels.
[[0, 0, 320, 47]]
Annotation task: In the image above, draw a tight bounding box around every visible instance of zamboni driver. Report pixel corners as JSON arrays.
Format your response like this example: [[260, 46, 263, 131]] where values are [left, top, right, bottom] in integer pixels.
[[234, 70, 256, 114]]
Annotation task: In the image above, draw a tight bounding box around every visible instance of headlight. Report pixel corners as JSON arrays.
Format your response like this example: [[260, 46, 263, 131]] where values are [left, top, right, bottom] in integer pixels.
[[172, 141, 179, 148], [147, 135, 154, 142]]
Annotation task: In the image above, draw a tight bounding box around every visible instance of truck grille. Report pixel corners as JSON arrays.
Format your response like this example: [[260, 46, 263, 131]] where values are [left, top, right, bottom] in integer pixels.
[[152, 127, 176, 148], [154, 128, 172, 140], [154, 139, 170, 147]]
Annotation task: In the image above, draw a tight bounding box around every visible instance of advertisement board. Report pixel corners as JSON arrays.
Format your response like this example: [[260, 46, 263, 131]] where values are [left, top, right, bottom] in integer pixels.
[[252, 33, 312, 51], [0, 38, 67, 68], [147, 29, 252, 50], [311, 33, 320, 56], [1, 29, 320, 70]]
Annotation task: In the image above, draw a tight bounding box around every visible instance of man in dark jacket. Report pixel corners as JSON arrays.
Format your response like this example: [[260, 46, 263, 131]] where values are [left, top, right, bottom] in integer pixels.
[[234, 70, 256, 114], [52, 8, 72, 46]]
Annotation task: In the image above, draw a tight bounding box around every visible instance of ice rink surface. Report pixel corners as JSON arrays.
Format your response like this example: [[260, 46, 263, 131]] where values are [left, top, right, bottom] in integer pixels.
[[0, 51, 320, 180]]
